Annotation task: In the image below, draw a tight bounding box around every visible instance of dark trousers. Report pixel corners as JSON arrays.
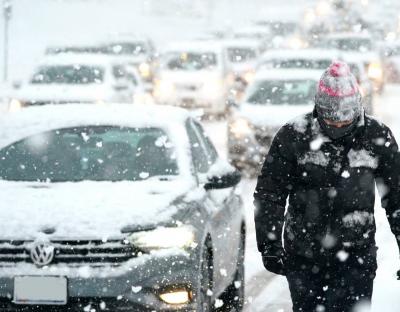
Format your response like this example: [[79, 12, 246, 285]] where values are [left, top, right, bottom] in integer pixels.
[[286, 252, 377, 312]]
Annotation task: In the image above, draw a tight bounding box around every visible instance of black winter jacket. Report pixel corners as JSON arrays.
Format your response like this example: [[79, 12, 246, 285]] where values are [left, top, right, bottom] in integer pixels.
[[254, 110, 400, 260]]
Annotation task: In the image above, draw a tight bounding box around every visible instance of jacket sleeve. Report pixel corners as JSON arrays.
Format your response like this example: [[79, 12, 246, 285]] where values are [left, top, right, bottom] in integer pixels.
[[254, 126, 295, 254], [376, 128, 400, 253]]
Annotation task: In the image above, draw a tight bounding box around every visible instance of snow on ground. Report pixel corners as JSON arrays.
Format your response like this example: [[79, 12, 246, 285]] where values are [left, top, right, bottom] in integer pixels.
[[204, 84, 400, 312]]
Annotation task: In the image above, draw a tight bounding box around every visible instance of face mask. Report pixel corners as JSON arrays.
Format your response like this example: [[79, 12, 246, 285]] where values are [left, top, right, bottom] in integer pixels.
[[318, 118, 358, 140]]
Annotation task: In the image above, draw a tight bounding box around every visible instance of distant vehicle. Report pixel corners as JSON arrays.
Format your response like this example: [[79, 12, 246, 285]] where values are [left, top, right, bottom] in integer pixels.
[[340, 54, 375, 114], [253, 20, 298, 37], [257, 48, 339, 73], [381, 41, 400, 83], [101, 35, 158, 86], [155, 41, 233, 115], [0, 104, 244, 311], [222, 39, 263, 97], [232, 26, 271, 51], [47, 35, 158, 87], [8, 54, 146, 110], [316, 32, 385, 93], [228, 69, 320, 173]]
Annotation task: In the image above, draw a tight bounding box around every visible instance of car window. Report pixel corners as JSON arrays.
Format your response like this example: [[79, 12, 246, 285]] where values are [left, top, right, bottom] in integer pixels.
[[186, 119, 210, 174], [162, 52, 218, 71], [192, 121, 218, 164], [0, 126, 178, 182], [31, 65, 104, 84]]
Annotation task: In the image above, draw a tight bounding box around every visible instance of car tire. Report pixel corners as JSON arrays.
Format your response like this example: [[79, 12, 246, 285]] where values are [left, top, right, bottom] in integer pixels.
[[197, 241, 215, 312], [217, 229, 245, 312]]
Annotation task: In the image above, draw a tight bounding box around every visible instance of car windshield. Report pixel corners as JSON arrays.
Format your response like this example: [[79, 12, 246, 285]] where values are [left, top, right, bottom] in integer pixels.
[[227, 47, 257, 63], [260, 58, 332, 70], [0, 126, 179, 182], [105, 42, 147, 56], [322, 38, 372, 52], [245, 79, 317, 105], [31, 65, 104, 84], [163, 52, 217, 71]]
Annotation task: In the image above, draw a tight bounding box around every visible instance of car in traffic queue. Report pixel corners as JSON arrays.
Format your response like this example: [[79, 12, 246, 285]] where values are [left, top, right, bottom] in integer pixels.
[[232, 26, 271, 51], [7, 54, 147, 111], [316, 32, 385, 93], [381, 41, 400, 83], [0, 104, 245, 311], [256, 48, 339, 72], [101, 35, 159, 88], [222, 39, 263, 99], [154, 41, 234, 116], [228, 69, 320, 174]]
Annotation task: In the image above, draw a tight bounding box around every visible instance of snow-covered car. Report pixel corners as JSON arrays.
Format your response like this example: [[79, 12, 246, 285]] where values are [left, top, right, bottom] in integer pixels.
[[101, 35, 158, 86], [232, 26, 271, 51], [222, 39, 262, 97], [228, 69, 320, 173], [154, 41, 233, 115], [7, 54, 145, 110], [340, 54, 375, 114], [0, 104, 244, 311], [257, 48, 339, 73], [381, 41, 400, 83], [317, 32, 385, 93]]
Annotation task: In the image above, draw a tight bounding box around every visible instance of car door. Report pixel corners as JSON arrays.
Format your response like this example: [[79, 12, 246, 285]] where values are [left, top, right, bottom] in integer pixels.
[[188, 119, 243, 292]]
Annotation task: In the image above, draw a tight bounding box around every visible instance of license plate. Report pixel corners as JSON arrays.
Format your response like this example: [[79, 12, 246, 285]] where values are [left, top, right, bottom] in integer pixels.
[[13, 276, 67, 305]]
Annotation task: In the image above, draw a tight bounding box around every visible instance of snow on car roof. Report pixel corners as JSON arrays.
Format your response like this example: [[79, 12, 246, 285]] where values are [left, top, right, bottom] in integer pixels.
[[259, 48, 340, 62], [222, 39, 261, 49], [0, 104, 190, 147], [38, 53, 128, 67], [253, 69, 322, 82], [323, 32, 373, 40], [162, 41, 224, 53]]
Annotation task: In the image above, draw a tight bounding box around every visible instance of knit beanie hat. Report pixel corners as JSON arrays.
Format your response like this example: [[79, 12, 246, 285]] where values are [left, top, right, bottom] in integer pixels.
[[315, 61, 362, 122]]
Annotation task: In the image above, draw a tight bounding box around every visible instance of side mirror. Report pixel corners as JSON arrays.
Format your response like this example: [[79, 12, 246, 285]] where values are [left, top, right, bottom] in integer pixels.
[[204, 169, 241, 190], [113, 81, 129, 91], [12, 80, 22, 89]]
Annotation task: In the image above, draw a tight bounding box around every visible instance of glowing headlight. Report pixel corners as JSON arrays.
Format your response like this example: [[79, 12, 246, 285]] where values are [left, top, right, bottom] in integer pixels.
[[128, 226, 195, 251], [138, 62, 151, 78], [8, 99, 22, 112], [368, 62, 383, 80], [243, 71, 255, 84], [203, 78, 223, 96], [159, 290, 191, 305], [229, 118, 252, 138], [154, 79, 175, 99]]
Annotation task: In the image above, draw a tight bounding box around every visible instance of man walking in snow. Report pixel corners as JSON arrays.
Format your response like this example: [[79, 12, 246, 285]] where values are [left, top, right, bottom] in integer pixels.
[[254, 61, 400, 312]]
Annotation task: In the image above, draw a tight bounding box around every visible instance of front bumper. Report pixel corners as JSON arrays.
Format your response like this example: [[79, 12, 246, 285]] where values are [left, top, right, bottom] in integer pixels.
[[0, 251, 197, 311]]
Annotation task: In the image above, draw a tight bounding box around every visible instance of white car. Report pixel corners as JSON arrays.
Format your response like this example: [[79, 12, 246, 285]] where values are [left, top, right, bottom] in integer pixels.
[[8, 54, 146, 110], [228, 69, 321, 173], [154, 41, 233, 115], [317, 32, 385, 93], [223, 39, 262, 87], [257, 48, 339, 73], [232, 26, 271, 51]]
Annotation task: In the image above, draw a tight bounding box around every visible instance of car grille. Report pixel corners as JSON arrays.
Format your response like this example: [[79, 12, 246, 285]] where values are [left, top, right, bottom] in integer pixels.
[[0, 240, 141, 267]]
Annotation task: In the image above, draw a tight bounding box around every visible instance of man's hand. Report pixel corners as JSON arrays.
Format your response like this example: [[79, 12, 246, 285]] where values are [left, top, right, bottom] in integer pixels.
[[261, 246, 286, 276]]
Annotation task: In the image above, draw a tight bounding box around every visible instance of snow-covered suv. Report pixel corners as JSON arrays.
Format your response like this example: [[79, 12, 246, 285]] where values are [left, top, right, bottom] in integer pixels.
[[0, 104, 244, 311]]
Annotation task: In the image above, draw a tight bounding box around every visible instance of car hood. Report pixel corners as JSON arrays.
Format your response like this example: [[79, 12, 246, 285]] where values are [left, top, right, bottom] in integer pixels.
[[238, 103, 313, 128], [10, 84, 109, 103], [0, 179, 191, 240], [160, 71, 220, 85]]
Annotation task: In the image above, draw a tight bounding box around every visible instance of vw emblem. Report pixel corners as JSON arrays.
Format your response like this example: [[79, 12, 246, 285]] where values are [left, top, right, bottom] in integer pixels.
[[30, 241, 55, 266]]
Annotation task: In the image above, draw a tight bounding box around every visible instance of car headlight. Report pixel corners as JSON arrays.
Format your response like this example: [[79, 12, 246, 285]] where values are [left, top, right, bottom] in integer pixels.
[[128, 226, 196, 251], [154, 79, 175, 99], [243, 71, 255, 84], [8, 99, 22, 112], [368, 62, 383, 80], [138, 62, 151, 79], [229, 118, 252, 138], [203, 78, 223, 96]]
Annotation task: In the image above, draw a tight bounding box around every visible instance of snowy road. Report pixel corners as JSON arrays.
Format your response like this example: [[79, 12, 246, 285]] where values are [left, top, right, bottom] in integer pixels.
[[204, 85, 400, 312]]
